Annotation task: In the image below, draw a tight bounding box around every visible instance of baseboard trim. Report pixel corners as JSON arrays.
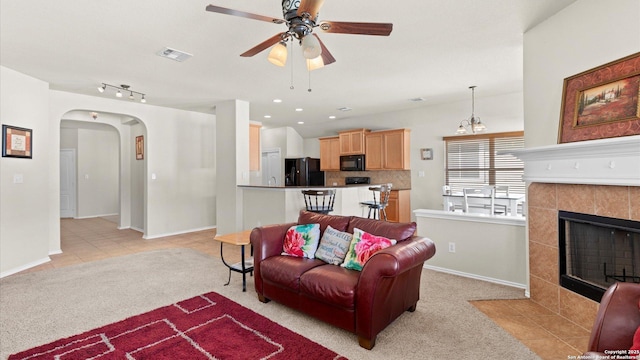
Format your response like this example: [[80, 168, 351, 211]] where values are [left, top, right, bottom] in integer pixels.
[[1, 256, 51, 278], [74, 213, 118, 220], [143, 225, 217, 240], [423, 264, 526, 290]]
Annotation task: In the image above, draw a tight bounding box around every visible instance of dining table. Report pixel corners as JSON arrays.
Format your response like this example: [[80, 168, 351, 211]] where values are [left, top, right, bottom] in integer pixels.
[[442, 192, 525, 216]]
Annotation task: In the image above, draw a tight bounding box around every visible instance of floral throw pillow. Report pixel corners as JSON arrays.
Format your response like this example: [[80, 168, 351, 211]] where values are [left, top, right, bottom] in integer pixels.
[[314, 225, 352, 265], [341, 228, 396, 271], [282, 223, 321, 258]]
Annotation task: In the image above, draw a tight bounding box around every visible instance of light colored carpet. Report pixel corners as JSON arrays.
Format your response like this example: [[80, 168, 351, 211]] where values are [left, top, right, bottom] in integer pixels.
[[0, 249, 540, 360]]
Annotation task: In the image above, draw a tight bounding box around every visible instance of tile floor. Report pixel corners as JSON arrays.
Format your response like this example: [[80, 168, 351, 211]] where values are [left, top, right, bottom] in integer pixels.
[[15, 217, 592, 359], [470, 299, 592, 359]]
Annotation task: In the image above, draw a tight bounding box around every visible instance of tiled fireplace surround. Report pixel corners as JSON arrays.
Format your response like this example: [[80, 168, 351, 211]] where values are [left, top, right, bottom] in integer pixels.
[[511, 135, 640, 330]]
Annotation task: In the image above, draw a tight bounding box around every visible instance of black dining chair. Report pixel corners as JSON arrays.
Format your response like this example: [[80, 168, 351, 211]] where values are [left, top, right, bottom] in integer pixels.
[[302, 189, 336, 214], [360, 184, 392, 221]]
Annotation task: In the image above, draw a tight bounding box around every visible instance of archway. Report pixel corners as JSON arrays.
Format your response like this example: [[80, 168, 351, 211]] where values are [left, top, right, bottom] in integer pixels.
[[59, 110, 147, 235]]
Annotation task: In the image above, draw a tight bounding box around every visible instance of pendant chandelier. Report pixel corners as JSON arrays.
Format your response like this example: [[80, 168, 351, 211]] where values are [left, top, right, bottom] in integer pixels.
[[456, 86, 486, 134]]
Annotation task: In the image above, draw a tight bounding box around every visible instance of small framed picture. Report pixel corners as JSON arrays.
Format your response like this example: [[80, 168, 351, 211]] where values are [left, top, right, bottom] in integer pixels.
[[2, 124, 32, 159], [135, 135, 144, 160], [420, 148, 433, 160]]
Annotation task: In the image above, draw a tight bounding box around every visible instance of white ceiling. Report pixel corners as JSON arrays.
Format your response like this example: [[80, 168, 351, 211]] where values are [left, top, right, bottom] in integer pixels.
[[0, 0, 576, 138]]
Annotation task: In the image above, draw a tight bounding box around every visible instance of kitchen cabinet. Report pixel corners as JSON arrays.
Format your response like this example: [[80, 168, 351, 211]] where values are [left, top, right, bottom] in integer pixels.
[[365, 129, 411, 170], [249, 123, 261, 171], [338, 129, 369, 155], [319, 136, 340, 171], [386, 190, 411, 223]]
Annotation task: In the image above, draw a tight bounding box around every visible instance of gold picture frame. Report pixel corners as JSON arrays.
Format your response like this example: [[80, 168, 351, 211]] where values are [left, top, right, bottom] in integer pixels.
[[558, 52, 640, 143]]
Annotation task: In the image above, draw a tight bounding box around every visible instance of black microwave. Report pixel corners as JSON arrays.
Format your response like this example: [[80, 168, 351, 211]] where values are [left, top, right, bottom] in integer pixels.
[[340, 154, 365, 171]]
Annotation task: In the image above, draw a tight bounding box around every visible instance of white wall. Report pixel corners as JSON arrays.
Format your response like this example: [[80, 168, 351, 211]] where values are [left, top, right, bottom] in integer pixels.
[[523, 0, 640, 147], [0, 67, 52, 275], [76, 127, 119, 218], [415, 211, 527, 288], [0, 67, 217, 275], [130, 122, 145, 232]]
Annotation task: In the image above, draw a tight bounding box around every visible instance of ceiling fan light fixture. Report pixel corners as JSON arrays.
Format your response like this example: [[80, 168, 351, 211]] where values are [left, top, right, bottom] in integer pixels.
[[301, 34, 321, 59], [268, 41, 288, 67], [306, 55, 324, 71]]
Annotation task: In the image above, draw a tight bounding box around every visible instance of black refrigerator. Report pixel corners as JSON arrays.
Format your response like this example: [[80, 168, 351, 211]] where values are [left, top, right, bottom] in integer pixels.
[[284, 157, 324, 186]]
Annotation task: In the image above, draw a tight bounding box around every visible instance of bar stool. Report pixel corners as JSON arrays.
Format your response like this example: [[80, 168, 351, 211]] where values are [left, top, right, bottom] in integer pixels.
[[302, 189, 336, 214], [360, 184, 392, 220]]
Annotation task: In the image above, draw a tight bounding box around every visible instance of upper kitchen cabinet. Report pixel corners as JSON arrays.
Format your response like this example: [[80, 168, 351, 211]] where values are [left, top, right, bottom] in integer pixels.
[[365, 129, 411, 170], [338, 129, 369, 155], [319, 136, 340, 171], [249, 123, 261, 171]]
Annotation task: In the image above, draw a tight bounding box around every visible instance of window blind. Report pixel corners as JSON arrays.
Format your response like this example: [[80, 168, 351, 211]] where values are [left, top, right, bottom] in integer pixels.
[[444, 131, 525, 195]]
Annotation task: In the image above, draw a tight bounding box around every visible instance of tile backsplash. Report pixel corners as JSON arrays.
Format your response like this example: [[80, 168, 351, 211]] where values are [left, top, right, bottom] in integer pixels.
[[325, 170, 411, 190]]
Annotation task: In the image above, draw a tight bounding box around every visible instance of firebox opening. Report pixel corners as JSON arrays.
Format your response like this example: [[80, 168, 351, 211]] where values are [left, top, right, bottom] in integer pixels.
[[558, 210, 640, 302]]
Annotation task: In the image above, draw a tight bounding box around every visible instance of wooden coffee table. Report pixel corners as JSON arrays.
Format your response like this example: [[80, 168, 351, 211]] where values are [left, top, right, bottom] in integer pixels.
[[214, 230, 253, 292]]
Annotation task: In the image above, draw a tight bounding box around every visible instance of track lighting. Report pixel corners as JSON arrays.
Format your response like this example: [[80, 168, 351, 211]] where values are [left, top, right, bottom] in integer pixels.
[[97, 83, 147, 103]]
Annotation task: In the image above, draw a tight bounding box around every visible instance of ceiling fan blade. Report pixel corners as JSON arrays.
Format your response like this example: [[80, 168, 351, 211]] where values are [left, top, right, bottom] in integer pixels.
[[206, 5, 285, 24], [297, 0, 325, 20], [240, 33, 286, 57], [314, 34, 335, 66], [318, 21, 393, 36]]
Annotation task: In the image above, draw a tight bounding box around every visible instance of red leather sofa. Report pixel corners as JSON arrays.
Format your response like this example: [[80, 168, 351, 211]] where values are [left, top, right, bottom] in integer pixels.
[[582, 282, 640, 357], [250, 211, 436, 349]]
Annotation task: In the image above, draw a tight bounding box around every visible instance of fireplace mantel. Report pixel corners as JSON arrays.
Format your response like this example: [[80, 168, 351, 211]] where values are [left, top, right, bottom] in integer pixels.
[[506, 135, 640, 186]]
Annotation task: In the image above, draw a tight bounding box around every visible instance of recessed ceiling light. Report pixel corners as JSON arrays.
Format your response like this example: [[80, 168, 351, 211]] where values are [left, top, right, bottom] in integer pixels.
[[297, 121, 304, 124], [264, 115, 271, 119], [337, 107, 352, 112], [329, 116, 336, 119], [295, 108, 303, 112], [273, 99, 282, 103]]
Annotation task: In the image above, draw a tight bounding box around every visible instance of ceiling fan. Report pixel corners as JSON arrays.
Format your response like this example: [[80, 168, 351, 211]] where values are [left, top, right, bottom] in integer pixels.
[[205, 0, 393, 70]]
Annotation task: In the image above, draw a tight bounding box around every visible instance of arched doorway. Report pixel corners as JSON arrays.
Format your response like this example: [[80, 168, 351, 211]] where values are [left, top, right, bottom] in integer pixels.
[[59, 110, 147, 235]]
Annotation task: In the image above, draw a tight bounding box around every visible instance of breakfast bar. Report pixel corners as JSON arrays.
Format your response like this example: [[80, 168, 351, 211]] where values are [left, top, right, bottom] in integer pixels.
[[239, 184, 376, 229]]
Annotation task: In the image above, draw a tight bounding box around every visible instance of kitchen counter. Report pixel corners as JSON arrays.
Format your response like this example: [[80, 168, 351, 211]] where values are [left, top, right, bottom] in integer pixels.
[[240, 184, 393, 229], [238, 184, 411, 190]]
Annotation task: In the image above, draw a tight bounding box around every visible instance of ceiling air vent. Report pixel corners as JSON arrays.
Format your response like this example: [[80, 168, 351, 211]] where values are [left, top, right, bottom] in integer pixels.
[[156, 47, 193, 62]]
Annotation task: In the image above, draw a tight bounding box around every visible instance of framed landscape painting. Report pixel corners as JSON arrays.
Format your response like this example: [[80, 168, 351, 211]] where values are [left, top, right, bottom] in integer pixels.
[[558, 52, 640, 143]]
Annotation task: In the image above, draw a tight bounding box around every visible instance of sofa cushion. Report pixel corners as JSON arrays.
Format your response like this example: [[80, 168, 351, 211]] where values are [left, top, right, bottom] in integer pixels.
[[282, 224, 320, 258], [315, 225, 352, 265], [260, 256, 325, 291], [347, 216, 417, 241], [300, 265, 359, 309], [341, 228, 396, 271], [298, 210, 351, 233]]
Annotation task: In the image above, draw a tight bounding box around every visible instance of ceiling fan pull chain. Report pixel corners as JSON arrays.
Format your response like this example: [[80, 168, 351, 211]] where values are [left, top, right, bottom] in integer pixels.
[[290, 39, 295, 90], [308, 69, 312, 92]]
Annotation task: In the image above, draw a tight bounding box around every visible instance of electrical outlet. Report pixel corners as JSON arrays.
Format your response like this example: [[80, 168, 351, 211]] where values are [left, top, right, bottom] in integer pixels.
[[448, 242, 456, 253]]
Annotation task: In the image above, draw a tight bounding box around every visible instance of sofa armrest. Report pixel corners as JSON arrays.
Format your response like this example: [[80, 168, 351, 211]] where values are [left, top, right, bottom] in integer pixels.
[[361, 236, 435, 278], [250, 222, 296, 295], [250, 223, 296, 262], [356, 236, 436, 344]]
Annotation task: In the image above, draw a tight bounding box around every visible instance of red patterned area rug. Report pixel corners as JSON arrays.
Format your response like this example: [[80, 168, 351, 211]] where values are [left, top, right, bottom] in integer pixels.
[[9, 292, 347, 360]]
